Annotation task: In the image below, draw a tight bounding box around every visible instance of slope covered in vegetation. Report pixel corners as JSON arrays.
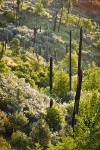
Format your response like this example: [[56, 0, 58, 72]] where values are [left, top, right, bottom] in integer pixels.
[[0, 0, 100, 150]]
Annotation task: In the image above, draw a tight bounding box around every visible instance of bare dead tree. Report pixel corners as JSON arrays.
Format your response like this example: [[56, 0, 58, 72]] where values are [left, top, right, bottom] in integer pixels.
[[66, 44, 69, 53], [69, 30, 72, 91], [0, 42, 5, 60], [50, 98, 53, 108], [53, 11, 58, 32], [50, 56, 53, 93], [34, 26, 37, 44], [72, 27, 83, 131]]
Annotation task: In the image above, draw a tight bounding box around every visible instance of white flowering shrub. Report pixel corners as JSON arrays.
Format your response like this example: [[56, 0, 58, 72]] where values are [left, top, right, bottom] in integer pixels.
[[0, 73, 50, 115]]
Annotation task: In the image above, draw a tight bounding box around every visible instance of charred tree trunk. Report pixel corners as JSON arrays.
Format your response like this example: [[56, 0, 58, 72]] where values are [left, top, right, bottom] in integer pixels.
[[50, 56, 53, 93], [53, 11, 58, 32], [66, 44, 68, 53], [4, 41, 6, 51], [34, 26, 37, 44], [50, 98, 53, 108], [72, 27, 83, 130], [69, 30, 72, 91], [17, 0, 20, 12], [0, 42, 5, 60], [54, 49, 58, 65]]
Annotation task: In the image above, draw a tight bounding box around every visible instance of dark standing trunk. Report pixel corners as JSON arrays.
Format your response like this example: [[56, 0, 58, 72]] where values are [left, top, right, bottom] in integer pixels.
[[66, 44, 68, 53], [34, 26, 37, 44], [69, 30, 72, 91], [5, 41, 6, 50], [17, 0, 20, 11], [58, 6, 63, 32], [53, 11, 58, 32], [54, 49, 58, 65], [50, 98, 53, 108], [0, 42, 5, 60], [2, 28, 4, 42], [50, 56, 53, 93], [72, 27, 83, 130]]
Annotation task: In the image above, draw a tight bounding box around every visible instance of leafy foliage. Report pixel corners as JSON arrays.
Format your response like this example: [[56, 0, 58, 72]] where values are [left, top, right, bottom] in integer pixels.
[[10, 38, 20, 56], [3, 11, 16, 23], [11, 130, 29, 150], [60, 53, 78, 75], [96, 39, 100, 49], [82, 62, 100, 92], [53, 69, 69, 98], [35, 2, 45, 13], [46, 105, 65, 131], [47, 91, 100, 150], [0, 0, 100, 149], [0, 60, 11, 73], [30, 119, 50, 149], [0, 136, 11, 150]]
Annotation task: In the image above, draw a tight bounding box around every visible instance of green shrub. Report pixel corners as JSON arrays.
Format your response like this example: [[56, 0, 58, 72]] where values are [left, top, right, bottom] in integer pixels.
[[67, 14, 79, 25], [3, 11, 15, 23], [61, 92, 75, 103], [13, 56, 23, 65], [53, 70, 69, 98], [0, 110, 11, 135], [10, 38, 20, 56], [82, 62, 100, 92], [0, 0, 3, 4], [11, 130, 29, 150], [35, 2, 44, 13], [0, 112, 5, 134], [48, 135, 76, 150], [30, 119, 50, 149], [0, 42, 6, 57], [0, 60, 11, 73], [41, 0, 48, 7], [80, 18, 94, 31], [72, 40, 78, 52], [0, 136, 11, 150], [60, 53, 78, 75], [9, 112, 29, 130], [0, 20, 7, 28], [46, 105, 65, 131], [96, 39, 100, 49]]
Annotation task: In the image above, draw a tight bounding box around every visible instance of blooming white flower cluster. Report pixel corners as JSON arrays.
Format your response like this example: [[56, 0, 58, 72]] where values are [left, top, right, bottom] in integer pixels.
[[0, 72, 50, 115]]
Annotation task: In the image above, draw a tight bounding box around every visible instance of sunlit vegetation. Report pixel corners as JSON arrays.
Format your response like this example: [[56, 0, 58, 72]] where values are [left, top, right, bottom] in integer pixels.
[[0, 0, 100, 149]]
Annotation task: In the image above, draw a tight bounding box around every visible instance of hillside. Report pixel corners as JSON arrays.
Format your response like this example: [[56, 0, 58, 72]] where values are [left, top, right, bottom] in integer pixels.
[[0, 0, 100, 65], [0, 0, 100, 150]]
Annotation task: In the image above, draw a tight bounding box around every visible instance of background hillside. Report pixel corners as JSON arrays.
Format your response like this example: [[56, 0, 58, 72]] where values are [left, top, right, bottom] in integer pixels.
[[0, 0, 100, 150]]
